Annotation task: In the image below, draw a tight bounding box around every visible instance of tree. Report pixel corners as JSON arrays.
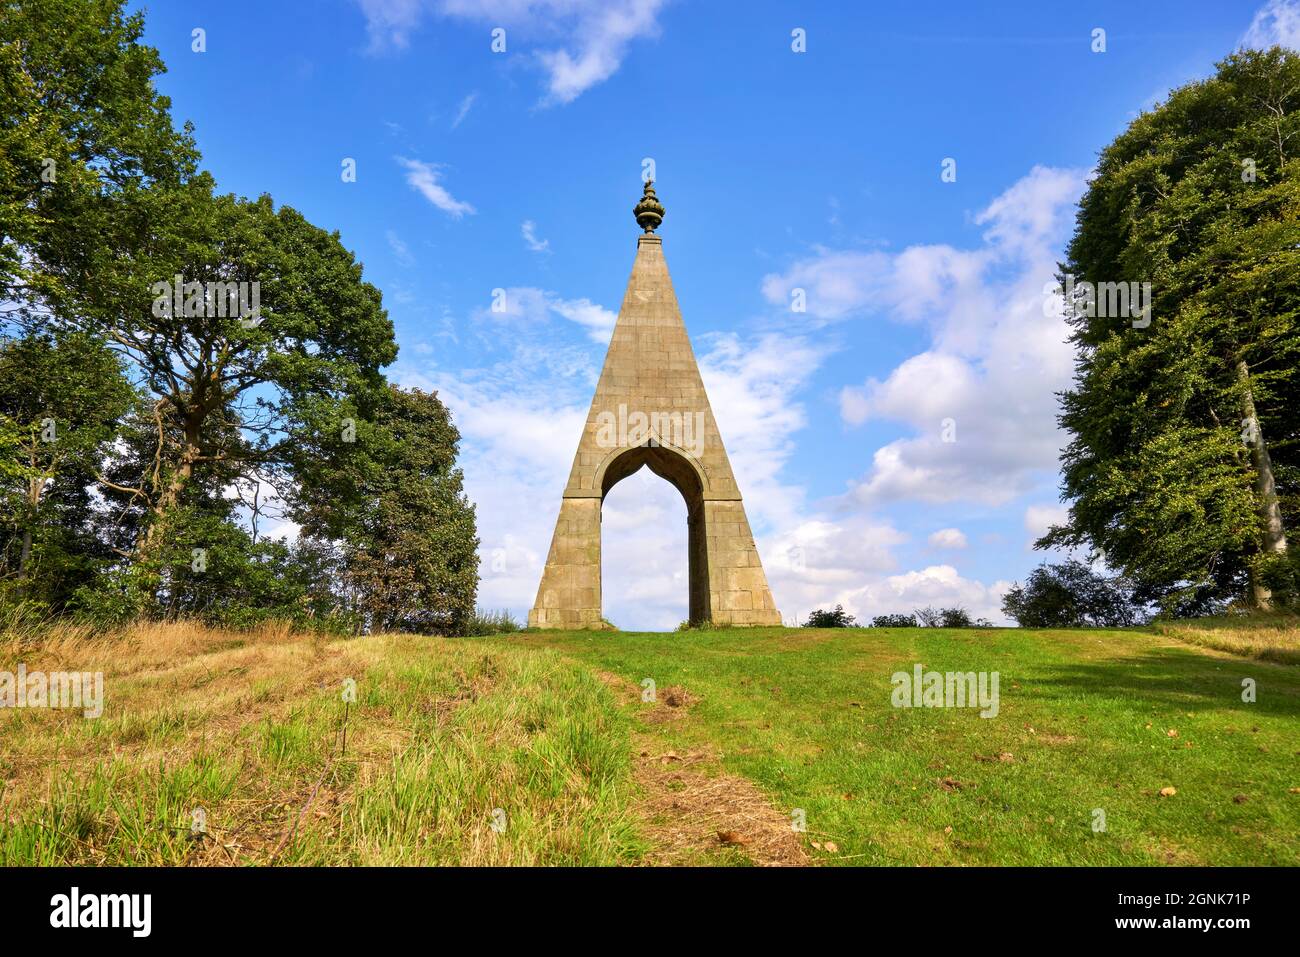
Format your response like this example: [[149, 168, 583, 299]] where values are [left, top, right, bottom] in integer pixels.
[[51, 190, 398, 574], [293, 386, 479, 635], [1001, 560, 1141, 627], [0, 331, 134, 607], [938, 607, 974, 628], [871, 613, 917, 627], [803, 604, 857, 628], [1044, 48, 1300, 611], [1, 0, 199, 309]]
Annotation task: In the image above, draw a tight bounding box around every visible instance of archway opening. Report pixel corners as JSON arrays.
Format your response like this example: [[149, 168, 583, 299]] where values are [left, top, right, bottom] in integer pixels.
[[599, 443, 710, 630]]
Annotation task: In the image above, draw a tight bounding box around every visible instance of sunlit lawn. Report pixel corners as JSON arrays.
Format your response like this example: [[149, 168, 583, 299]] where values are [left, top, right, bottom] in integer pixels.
[[487, 625, 1300, 865]]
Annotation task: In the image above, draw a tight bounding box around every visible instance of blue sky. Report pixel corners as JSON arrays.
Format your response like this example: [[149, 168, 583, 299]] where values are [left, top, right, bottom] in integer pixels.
[[136, 0, 1300, 628]]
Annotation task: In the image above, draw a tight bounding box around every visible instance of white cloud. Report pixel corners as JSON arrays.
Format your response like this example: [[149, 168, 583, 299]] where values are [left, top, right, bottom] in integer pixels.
[[770, 166, 1089, 507], [699, 332, 828, 533], [736, 166, 1093, 627], [549, 297, 615, 340], [357, 0, 667, 104], [477, 286, 616, 343], [759, 516, 907, 621], [1024, 503, 1069, 547], [393, 349, 591, 619], [928, 527, 967, 550], [527, 0, 666, 105], [873, 565, 1012, 624], [386, 229, 413, 266], [358, 0, 424, 51], [761, 246, 985, 324], [451, 91, 478, 128], [521, 219, 550, 253], [1242, 0, 1300, 49], [395, 157, 476, 218]]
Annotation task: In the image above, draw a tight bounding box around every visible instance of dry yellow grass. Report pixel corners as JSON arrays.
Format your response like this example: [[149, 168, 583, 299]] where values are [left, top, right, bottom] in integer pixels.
[[0, 619, 645, 866], [1152, 614, 1300, 664]]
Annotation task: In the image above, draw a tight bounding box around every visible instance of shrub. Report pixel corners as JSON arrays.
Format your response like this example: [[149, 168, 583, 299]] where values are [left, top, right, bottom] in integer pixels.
[[1001, 559, 1141, 627], [912, 605, 986, 628], [462, 609, 522, 637], [913, 606, 941, 627], [870, 613, 916, 628], [803, 604, 857, 628], [1259, 551, 1300, 610], [938, 606, 973, 628]]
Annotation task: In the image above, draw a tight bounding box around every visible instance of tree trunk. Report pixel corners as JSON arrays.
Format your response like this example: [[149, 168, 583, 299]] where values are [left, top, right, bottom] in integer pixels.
[[16, 473, 43, 599], [132, 417, 204, 615], [17, 528, 32, 597], [137, 425, 202, 555], [1237, 359, 1289, 609]]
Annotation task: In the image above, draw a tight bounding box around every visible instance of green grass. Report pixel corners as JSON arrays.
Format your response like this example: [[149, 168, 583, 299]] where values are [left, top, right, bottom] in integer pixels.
[[306, 640, 644, 865], [5, 619, 1296, 865], [477, 625, 1300, 865]]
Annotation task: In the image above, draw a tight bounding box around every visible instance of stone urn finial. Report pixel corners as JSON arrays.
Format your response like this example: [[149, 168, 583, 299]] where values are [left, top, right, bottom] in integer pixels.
[[634, 179, 665, 233]]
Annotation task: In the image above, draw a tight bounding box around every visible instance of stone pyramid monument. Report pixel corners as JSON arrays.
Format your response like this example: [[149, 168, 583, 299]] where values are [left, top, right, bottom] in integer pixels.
[[528, 181, 782, 629]]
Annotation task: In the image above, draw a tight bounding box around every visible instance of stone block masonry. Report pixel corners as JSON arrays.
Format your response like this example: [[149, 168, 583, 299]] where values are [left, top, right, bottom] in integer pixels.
[[529, 182, 781, 629]]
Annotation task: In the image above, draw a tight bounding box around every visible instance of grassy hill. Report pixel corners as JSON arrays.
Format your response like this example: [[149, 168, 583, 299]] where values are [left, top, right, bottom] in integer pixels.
[[2, 620, 1296, 865]]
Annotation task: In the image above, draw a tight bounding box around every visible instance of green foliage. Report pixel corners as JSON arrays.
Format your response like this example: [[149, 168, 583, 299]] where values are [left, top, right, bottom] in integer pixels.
[[913, 605, 984, 628], [293, 385, 479, 635], [870, 613, 917, 628], [938, 607, 974, 628], [1047, 48, 1300, 609], [803, 604, 857, 628], [0, 0, 200, 305], [1001, 560, 1142, 627], [0, 331, 135, 609], [1259, 549, 1300, 610], [59, 189, 398, 532], [462, 609, 522, 637], [69, 527, 362, 632]]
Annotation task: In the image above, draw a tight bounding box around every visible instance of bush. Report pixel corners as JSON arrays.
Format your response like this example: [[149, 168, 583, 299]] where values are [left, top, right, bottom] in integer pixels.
[[803, 604, 857, 628], [939, 606, 973, 628], [1001, 559, 1141, 627], [462, 608, 522, 637], [870, 613, 916, 628], [913, 606, 940, 627], [1259, 551, 1300, 610], [912, 605, 987, 628]]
